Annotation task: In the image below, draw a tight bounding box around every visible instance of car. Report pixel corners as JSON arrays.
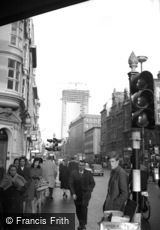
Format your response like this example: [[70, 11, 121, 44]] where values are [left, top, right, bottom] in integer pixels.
[[91, 164, 104, 176]]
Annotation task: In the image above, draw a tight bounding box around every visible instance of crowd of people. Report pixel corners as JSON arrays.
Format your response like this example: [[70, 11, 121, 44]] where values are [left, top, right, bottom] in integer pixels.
[[0, 152, 151, 230], [0, 155, 57, 214]]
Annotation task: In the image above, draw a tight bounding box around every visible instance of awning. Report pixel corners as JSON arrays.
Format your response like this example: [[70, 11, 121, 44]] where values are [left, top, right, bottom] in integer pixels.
[[0, 0, 90, 26]]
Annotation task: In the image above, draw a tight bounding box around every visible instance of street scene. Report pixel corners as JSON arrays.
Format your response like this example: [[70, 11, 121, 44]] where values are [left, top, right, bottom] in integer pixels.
[[0, 0, 160, 230], [43, 169, 160, 230]]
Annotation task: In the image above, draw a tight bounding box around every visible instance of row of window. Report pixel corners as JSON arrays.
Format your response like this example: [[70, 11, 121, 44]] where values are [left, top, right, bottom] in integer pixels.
[[8, 22, 27, 93], [10, 21, 23, 49], [7, 58, 27, 97]]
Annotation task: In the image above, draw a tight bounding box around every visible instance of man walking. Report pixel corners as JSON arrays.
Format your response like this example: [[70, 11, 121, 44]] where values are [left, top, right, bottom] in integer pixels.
[[69, 160, 95, 230], [103, 152, 128, 211]]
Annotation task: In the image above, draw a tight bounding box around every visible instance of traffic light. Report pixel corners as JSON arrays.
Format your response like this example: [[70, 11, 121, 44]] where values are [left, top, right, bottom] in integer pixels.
[[53, 138, 62, 151], [45, 138, 62, 151], [129, 71, 155, 129]]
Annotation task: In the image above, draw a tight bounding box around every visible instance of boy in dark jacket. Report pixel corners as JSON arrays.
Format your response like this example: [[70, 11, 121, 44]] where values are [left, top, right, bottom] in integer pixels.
[[103, 152, 128, 211]]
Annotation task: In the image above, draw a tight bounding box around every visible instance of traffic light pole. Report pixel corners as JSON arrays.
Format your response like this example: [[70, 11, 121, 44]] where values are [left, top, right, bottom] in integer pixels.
[[141, 127, 145, 161], [131, 131, 141, 223], [128, 71, 142, 219]]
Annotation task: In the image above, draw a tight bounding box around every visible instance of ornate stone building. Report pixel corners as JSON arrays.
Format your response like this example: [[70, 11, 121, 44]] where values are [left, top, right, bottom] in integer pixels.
[[0, 19, 40, 169], [101, 87, 160, 163]]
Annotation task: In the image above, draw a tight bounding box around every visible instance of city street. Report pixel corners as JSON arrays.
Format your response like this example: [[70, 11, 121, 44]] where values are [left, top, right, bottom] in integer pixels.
[[42, 169, 160, 230]]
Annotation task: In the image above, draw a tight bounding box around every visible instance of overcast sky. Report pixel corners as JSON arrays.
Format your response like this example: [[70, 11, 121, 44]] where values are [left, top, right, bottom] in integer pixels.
[[33, 0, 160, 141]]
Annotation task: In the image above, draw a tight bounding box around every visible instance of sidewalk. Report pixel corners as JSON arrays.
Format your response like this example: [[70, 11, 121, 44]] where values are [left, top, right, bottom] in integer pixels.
[[41, 171, 152, 230], [42, 186, 103, 230]]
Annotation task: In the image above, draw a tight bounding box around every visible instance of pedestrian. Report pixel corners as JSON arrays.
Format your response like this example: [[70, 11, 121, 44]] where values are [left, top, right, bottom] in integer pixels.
[[17, 156, 31, 182], [42, 155, 57, 199], [59, 160, 70, 199], [0, 164, 27, 213], [84, 162, 92, 172], [103, 152, 128, 212], [13, 158, 19, 169], [69, 160, 95, 230], [28, 157, 42, 212], [17, 156, 31, 212], [68, 156, 79, 177], [38, 157, 44, 168]]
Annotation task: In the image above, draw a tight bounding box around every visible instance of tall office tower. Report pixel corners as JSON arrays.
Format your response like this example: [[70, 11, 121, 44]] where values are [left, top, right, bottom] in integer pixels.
[[61, 89, 89, 138]]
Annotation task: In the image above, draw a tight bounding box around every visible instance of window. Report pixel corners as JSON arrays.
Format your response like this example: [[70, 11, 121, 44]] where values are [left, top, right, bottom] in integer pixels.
[[10, 21, 23, 49], [7, 58, 21, 92]]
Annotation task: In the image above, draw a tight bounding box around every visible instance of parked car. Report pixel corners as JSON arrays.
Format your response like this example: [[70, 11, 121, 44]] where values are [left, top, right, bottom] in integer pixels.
[[91, 164, 104, 176]]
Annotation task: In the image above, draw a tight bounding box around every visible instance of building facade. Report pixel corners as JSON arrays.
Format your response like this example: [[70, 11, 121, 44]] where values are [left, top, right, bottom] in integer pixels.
[[65, 114, 101, 158], [101, 88, 160, 164], [100, 104, 108, 161], [84, 126, 101, 163], [0, 19, 40, 169], [61, 89, 89, 138]]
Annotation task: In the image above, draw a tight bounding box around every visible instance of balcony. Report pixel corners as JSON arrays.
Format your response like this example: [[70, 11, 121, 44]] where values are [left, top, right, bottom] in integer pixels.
[[0, 92, 22, 108]]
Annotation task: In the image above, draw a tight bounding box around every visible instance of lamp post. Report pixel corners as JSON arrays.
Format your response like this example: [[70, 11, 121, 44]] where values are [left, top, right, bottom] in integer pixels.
[[137, 56, 148, 73]]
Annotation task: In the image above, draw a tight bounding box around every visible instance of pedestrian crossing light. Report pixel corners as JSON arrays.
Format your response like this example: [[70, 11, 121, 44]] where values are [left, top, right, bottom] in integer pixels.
[[129, 71, 155, 129]]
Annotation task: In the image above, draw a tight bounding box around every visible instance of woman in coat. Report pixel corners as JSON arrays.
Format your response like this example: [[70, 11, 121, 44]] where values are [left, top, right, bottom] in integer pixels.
[[59, 160, 70, 199], [42, 156, 57, 199], [0, 164, 27, 213], [103, 152, 128, 211], [28, 158, 42, 212]]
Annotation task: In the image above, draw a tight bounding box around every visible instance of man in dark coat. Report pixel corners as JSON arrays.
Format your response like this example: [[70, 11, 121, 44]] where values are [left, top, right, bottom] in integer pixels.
[[68, 157, 79, 177], [69, 160, 95, 230], [103, 152, 128, 212]]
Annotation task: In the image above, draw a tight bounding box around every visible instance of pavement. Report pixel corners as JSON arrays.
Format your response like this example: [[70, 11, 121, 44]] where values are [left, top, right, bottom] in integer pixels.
[[41, 170, 160, 230], [42, 173, 108, 230]]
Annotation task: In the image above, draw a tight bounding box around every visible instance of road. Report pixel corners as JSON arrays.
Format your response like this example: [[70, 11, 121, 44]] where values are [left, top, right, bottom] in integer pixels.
[[42, 169, 160, 230]]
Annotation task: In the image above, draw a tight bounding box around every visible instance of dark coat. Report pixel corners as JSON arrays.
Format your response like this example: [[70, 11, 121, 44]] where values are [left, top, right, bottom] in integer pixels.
[[59, 164, 70, 189], [0, 173, 27, 213], [17, 166, 31, 182], [68, 160, 79, 177], [17, 166, 31, 200], [69, 169, 95, 206], [2, 185, 24, 213], [103, 166, 128, 211]]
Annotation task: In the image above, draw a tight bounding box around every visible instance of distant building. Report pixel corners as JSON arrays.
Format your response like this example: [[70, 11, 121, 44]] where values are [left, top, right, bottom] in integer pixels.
[[61, 89, 89, 138], [100, 104, 108, 160], [66, 114, 101, 158], [84, 126, 101, 163]]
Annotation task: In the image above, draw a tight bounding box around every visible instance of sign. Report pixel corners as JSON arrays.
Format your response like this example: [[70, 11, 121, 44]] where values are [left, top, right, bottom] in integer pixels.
[[154, 79, 160, 125]]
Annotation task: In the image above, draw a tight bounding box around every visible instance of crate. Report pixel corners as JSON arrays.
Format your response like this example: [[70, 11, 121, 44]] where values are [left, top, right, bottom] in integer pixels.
[[100, 222, 141, 230]]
